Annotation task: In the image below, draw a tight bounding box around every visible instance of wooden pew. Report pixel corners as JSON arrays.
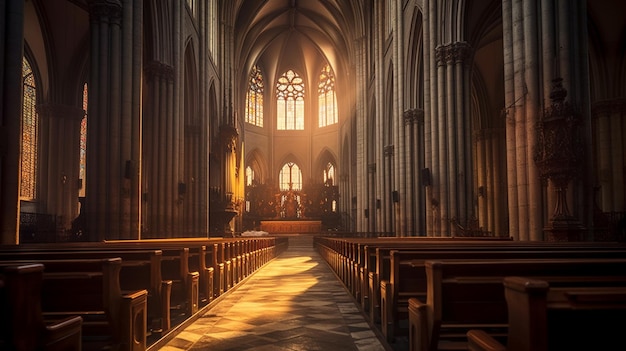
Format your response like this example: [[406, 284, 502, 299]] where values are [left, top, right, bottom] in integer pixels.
[[382, 248, 626, 343], [0, 263, 83, 351], [1, 249, 171, 336], [467, 276, 626, 351], [5, 258, 148, 351], [364, 241, 626, 327], [407, 258, 626, 351], [0, 236, 283, 346]]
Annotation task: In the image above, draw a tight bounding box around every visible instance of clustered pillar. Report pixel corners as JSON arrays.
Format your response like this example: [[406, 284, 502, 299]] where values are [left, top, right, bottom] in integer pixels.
[[0, 0, 24, 244], [424, 42, 473, 237], [86, 0, 142, 240], [502, 0, 591, 240]]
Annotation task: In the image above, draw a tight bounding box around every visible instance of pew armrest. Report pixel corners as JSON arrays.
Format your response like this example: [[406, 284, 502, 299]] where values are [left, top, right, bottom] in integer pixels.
[[408, 298, 430, 351], [380, 280, 394, 342], [43, 316, 83, 351], [120, 289, 148, 351], [467, 330, 506, 351]]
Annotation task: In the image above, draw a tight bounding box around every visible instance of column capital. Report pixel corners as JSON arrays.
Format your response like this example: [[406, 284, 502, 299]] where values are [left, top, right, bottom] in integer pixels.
[[592, 98, 626, 117], [384, 145, 394, 157], [87, 0, 122, 23], [404, 108, 424, 125], [450, 41, 473, 64], [144, 61, 175, 82], [435, 45, 447, 67]]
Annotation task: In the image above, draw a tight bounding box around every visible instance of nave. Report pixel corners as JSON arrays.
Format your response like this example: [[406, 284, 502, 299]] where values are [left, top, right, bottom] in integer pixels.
[[159, 235, 388, 351]]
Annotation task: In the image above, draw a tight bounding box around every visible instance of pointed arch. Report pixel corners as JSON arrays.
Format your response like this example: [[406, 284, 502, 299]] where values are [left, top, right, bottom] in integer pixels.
[[245, 148, 268, 185], [315, 148, 338, 185]]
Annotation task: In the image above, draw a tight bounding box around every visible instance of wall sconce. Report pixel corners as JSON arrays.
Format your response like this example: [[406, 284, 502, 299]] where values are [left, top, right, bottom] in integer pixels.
[[478, 186, 485, 197]]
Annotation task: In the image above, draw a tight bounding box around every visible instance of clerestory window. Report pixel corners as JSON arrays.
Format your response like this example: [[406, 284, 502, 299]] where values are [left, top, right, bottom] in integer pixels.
[[276, 69, 304, 130], [245, 65, 264, 127], [318, 64, 337, 127]]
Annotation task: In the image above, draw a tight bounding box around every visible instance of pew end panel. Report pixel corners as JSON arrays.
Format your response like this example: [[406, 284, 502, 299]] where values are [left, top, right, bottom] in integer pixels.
[[0, 263, 84, 351], [408, 298, 431, 351]]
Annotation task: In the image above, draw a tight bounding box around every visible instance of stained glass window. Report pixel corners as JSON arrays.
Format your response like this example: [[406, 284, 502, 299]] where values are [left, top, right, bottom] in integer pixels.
[[245, 65, 264, 127], [21, 57, 38, 200], [323, 162, 335, 186], [79, 83, 88, 197], [318, 64, 337, 127], [276, 70, 304, 130], [279, 162, 302, 190]]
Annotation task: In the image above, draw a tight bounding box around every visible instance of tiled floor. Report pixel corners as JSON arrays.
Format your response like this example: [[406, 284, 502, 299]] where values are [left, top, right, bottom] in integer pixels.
[[159, 235, 390, 351]]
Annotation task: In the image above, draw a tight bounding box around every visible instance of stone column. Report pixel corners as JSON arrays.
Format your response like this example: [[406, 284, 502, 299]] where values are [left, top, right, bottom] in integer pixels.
[[368, 163, 376, 233], [0, 0, 24, 244], [592, 100, 626, 212], [384, 145, 394, 235], [355, 36, 368, 232], [85, 0, 123, 240], [431, 42, 473, 237], [143, 61, 174, 238], [423, 0, 435, 237]]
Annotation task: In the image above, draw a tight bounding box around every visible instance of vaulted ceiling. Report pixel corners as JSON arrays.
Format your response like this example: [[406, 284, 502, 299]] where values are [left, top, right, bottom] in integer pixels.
[[231, 0, 363, 89]]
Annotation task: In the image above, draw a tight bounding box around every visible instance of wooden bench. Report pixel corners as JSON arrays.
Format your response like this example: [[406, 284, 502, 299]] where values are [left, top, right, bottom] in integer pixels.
[[1, 249, 171, 336], [467, 276, 626, 351], [0, 263, 83, 351], [365, 241, 626, 327], [4, 258, 148, 351], [407, 258, 626, 351], [382, 248, 626, 343]]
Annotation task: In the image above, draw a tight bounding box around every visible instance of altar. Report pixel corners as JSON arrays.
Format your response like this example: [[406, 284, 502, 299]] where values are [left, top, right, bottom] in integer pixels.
[[260, 220, 322, 234]]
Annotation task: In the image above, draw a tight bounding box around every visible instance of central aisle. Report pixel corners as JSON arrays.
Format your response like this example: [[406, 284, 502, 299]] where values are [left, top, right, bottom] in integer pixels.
[[160, 235, 389, 351]]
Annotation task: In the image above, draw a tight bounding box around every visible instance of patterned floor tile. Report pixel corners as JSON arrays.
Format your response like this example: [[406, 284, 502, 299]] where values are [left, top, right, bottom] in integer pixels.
[[160, 235, 389, 351]]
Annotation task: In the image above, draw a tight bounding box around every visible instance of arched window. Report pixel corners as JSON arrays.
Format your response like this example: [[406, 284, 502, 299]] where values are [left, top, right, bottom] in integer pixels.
[[79, 83, 88, 197], [245, 166, 255, 186], [276, 69, 304, 130], [186, 0, 197, 17], [279, 162, 302, 190], [318, 64, 337, 127], [21, 56, 38, 200], [245, 65, 264, 127], [323, 162, 335, 186]]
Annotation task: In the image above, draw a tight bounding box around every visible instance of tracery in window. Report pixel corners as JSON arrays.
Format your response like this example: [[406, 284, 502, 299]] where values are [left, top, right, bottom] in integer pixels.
[[79, 83, 88, 197], [318, 64, 337, 127], [276, 69, 304, 130], [323, 162, 335, 186], [279, 162, 302, 191], [21, 57, 38, 200], [245, 65, 264, 127]]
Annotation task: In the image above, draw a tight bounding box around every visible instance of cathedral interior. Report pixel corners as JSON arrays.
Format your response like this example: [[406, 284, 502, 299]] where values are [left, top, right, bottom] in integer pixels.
[[1, 0, 625, 244]]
